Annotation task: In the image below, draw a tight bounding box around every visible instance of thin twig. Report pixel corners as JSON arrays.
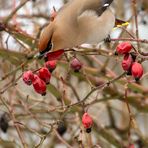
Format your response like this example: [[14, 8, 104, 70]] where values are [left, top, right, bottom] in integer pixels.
[[4, 0, 30, 23], [54, 129, 73, 148], [132, 0, 140, 50], [111, 38, 148, 44]]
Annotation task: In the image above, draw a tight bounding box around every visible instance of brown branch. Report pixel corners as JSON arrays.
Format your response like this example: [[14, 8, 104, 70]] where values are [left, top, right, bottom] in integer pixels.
[[54, 129, 73, 148], [58, 72, 126, 109], [0, 97, 27, 148], [4, 0, 31, 23], [111, 38, 148, 44], [132, 0, 140, 50]]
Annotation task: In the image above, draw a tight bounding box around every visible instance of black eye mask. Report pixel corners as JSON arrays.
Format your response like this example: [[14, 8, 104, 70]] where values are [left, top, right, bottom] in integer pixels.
[[40, 38, 52, 55]]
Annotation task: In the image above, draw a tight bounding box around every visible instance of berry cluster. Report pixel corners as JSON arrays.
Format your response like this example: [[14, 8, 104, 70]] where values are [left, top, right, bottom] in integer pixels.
[[22, 60, 57, 96], [116, 42, 143, 81]]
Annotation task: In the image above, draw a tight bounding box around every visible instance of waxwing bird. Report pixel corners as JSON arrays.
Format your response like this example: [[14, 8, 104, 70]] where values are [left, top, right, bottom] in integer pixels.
[[38, 0, 115, 56]]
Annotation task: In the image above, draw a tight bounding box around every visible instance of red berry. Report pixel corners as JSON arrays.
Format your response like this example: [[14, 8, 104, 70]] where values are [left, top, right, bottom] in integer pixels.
[[44, 60, 57, 72], [32, 74, 46, 96], [38, 67, 51, 84], [131, 62, 143, 81], [45, 49, 64, 61], [122, 54, 133, 71], [128, 144, 135, 148], [82, 113, 93, 130], [22, 70, 34, 85], [70, 58, 82, 72], [116, 42, 132, 55]]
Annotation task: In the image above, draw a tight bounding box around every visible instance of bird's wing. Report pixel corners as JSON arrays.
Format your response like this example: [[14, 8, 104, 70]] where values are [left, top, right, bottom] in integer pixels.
[[56, 0, 114, 22]]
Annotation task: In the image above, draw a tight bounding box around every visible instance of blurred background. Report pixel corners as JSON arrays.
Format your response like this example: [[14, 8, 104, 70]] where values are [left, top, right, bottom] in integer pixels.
[[0, 0, 148, 148]]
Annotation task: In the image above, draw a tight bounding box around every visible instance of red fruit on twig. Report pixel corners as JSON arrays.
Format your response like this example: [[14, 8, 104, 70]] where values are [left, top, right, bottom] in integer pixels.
[[22, 70, 34, 85], [32, 74, 46, 96], [82, 113, 93, 133], [44, 60, 57, 72], [45, 49, 64, 61], [70, 58, 82, 72], [116, 42, 132, 55], [128, 144, 135, 148], [38, 67, 51, 84], [131, 62, 143, 81], [122, 54, 133, 72]]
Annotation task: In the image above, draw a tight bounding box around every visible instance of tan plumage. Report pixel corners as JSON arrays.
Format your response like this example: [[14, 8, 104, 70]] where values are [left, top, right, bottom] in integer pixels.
[[38, 0, 115, 54]]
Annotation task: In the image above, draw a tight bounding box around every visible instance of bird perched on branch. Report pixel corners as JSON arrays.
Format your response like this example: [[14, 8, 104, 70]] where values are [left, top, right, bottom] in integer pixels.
[[38, 0, 115, 56]]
